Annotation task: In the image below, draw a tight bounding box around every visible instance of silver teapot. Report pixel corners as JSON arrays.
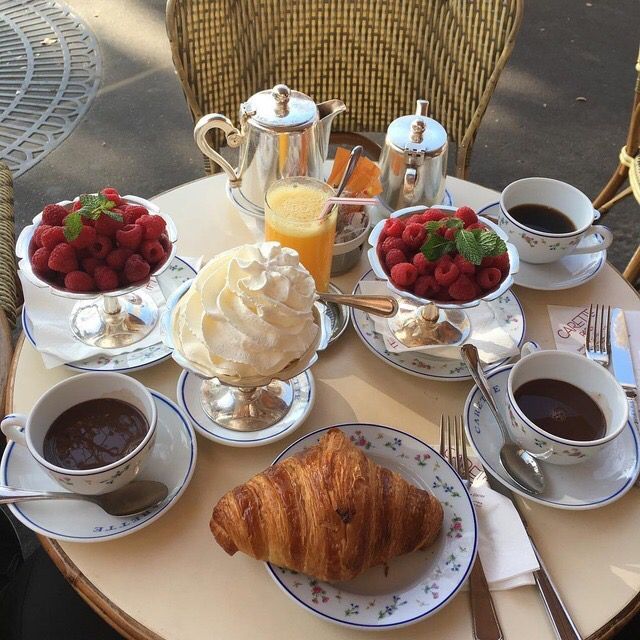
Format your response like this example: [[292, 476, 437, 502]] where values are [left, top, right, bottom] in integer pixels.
[[194, 84, 346, 212], [379, 100, 448, 211]]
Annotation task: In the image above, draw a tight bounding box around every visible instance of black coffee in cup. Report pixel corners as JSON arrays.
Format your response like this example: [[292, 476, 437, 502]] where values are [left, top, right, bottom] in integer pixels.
[[508, 204, 576, 234]]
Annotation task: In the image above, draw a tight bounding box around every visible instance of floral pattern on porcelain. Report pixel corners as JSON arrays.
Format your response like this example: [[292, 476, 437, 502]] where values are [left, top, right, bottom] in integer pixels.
[[268, 424, 477, 628]]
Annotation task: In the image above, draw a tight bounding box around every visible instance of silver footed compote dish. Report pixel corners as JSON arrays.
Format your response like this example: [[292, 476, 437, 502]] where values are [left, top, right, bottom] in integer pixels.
[[16, 193, 178, 349], [368, 205, 519, 350]]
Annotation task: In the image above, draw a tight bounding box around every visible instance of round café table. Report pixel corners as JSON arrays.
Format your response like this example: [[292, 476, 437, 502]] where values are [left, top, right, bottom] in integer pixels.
[[6, 174, 640, 640]]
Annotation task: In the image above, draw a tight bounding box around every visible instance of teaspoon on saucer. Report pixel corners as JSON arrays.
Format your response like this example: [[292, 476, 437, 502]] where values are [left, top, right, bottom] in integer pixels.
[[461, 344, 546, 495], [315, 291, 398, 317], [0, 480, 169, 517]]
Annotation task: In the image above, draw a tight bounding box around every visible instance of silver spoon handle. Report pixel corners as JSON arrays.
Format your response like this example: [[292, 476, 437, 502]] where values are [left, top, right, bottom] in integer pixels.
[[460, 344, 510, 442], [335, 145, 363, 196], [317, 292, 398, 318], [0, 485, 89, 505]]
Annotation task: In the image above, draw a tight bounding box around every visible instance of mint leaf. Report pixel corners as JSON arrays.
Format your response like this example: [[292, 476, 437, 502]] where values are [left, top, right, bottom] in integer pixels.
[[478, 232, 507, 257], [79, 193, 106, 209], [455, 229, 483, 264], [421, 234, 455, 261], [425, 220, 443, 233], [63, 211, 83, 241], [103, 209, 123, 221], [444, 216, 464, 229]]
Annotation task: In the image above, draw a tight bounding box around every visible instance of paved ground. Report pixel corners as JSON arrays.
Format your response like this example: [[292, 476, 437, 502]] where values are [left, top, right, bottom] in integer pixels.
[[11, 0, 640, 273]]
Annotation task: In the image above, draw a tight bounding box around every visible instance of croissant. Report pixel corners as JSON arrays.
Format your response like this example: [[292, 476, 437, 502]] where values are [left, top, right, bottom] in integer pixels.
[[210, 428, 443, 582]]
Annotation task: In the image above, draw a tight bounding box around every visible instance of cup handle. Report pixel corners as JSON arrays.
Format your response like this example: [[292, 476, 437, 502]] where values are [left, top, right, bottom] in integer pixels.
[[571, 224, 613, 255], [1, 414, 27, 447], [520, 341, 540, 358]]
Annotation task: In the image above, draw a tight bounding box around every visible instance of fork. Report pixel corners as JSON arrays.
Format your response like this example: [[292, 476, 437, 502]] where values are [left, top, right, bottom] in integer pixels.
[[440, 415, 503, 640], [585, 304, 611, 367]]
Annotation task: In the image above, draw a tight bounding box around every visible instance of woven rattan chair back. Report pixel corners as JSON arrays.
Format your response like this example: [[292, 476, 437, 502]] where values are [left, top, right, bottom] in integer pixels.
[[166, 0, 523, 178], [0, 162, 17, 328]]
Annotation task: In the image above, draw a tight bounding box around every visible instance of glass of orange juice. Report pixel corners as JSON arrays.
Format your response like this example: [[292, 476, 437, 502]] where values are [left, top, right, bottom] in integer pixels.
[[264, 177, 337, 291]]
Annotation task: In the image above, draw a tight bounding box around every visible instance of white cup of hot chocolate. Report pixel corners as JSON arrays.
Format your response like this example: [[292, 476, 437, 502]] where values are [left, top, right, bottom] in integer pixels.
[[1, 372, 157, 494], [506, 350, 628, 465]]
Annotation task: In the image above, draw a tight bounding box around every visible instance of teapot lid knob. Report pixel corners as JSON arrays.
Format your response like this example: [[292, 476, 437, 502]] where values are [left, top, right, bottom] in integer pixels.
[[410, 118, 426, 143], [272, 84, 291, 110]]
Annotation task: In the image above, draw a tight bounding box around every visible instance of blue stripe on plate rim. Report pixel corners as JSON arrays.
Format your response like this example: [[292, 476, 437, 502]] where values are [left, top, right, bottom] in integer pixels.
[[0, 391, 196, 541], [464, 364, 640, 509], [178, 370, 313, 443], [350, 269, 526, 381], [264, 423, 479, 629], [21, 256, 197, 373]]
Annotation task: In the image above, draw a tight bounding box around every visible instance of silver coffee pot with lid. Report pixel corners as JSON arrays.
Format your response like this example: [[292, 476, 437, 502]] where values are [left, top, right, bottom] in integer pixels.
[[379, 100, 448, 211], [193, 84, 346, 213]]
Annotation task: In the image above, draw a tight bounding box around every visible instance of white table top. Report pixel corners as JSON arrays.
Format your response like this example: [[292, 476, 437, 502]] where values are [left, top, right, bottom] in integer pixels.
[[9, 174, 640, 640]]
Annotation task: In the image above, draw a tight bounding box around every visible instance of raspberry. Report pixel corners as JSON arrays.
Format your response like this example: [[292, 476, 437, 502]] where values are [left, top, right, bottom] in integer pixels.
[[33, 224, 52, 248], [414, 275, 440, 298], [140, 240, 165, 264], [95, 213, 124, 237], [454, 254, 476, 275], [385, 248, 407, 270], [491, 252, 510, 274], [380, 236, 408, 255], [81, 257, 103, 276], [444, 227, 458, 241], [402, 223, 427, 250], [89, 234, 112, 259], [116, 223, 143, 250], [94, 266, 119, 291], [69, 225, 97, 249], [407, 213, 427, 225], [434, 257, 460, 286], [71, 200, 83, 212], [467, 222, 488, 231], [100, 187, 126, 207], [423, 209, 447, 222], [122, 205, 147, 225], [106, 247, 133, 270], [41, 226, 67, 250], [413, 252, 436, 275], [383, 218, 405, 238], [449, 275, 479, 301], [48, 243, 78, 274], [136, 214, 166, 240], [455, 206, 478, 228], [42, 204, 68, 226], [124, 254, 151, 283], [390, 262, 418, 288], [477, 267, 503, 290], [64, 270, 96, 292], [31, 247, 51, 274]]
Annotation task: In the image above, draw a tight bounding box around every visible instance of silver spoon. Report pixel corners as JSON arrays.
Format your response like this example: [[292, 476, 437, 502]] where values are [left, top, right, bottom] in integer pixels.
[[0, 480, 169, 517], [316, 291, 398, 317], [460, 344, 546, 495], [335, 145, 363, 196]]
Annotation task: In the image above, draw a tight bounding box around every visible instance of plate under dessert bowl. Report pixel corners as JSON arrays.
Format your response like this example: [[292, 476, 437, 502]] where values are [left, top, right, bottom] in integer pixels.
[[16, 195, 178, 350], [162, 280, 332, 433], [266, 423, 478, 629], [367, 205, 519, 351]]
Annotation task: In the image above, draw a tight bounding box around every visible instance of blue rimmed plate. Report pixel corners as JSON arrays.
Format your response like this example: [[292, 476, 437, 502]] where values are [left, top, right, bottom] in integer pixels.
[[266, 423, 477, 629], [351, 270, 526, 382], [464, 365, 640, 509], [22, 256, 197, 372], [0, 390, 197, 542]]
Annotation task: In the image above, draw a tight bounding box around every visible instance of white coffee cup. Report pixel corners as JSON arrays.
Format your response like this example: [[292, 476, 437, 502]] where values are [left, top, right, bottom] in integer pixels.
[[506, 350, 628, 465], [1, 372, 157, 494], [498, 177, 612, 264]]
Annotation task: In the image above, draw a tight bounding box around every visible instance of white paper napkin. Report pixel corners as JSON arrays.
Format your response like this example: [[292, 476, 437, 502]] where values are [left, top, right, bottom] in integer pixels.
[[20, 256, 202, 369], [468, 471, 539, 590], [359, 280, 519, 363]]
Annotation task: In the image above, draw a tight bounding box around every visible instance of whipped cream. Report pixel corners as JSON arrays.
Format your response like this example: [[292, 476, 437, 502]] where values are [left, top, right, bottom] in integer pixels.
[[172, 242, 318, 379]]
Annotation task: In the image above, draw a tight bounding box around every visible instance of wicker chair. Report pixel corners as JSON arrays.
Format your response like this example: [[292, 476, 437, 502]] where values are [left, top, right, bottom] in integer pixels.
[[166, 0, 523, 179], [592, 47, 640, 286], [0, 161, 17, 409]]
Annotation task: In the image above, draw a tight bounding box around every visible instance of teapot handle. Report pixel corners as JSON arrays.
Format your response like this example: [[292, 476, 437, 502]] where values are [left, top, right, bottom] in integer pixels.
[[193, 114, 243, 186], [403, 166, 417, 200]]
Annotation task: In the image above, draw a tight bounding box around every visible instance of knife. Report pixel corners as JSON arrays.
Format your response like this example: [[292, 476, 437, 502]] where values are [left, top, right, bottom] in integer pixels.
[[484, 471, 582, 640], [610, 308, 638, 400]]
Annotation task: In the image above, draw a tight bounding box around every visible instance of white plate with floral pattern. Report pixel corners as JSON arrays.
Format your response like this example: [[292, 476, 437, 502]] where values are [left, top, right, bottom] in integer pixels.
[[22, 256, 197, 372], [477, 202, 606, 291], [266, 423, 477, 629], [0, 390, 197, 542], [464, 365, 640, 510], [351, 270, 526, 382]]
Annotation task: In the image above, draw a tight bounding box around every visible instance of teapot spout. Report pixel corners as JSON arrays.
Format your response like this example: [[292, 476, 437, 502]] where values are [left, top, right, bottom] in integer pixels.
[[317, 99, 346, 159]]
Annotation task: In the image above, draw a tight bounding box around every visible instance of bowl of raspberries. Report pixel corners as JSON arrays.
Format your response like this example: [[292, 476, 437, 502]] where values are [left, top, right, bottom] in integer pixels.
[[368, 205, 519, 308], [17, 187, 177, 296]]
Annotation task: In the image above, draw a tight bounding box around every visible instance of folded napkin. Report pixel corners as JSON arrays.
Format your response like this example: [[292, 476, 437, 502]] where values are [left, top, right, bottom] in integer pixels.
[[467, 471, 539, 590], [359, 280, 519, 363], [20, 256, 202, 369]]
